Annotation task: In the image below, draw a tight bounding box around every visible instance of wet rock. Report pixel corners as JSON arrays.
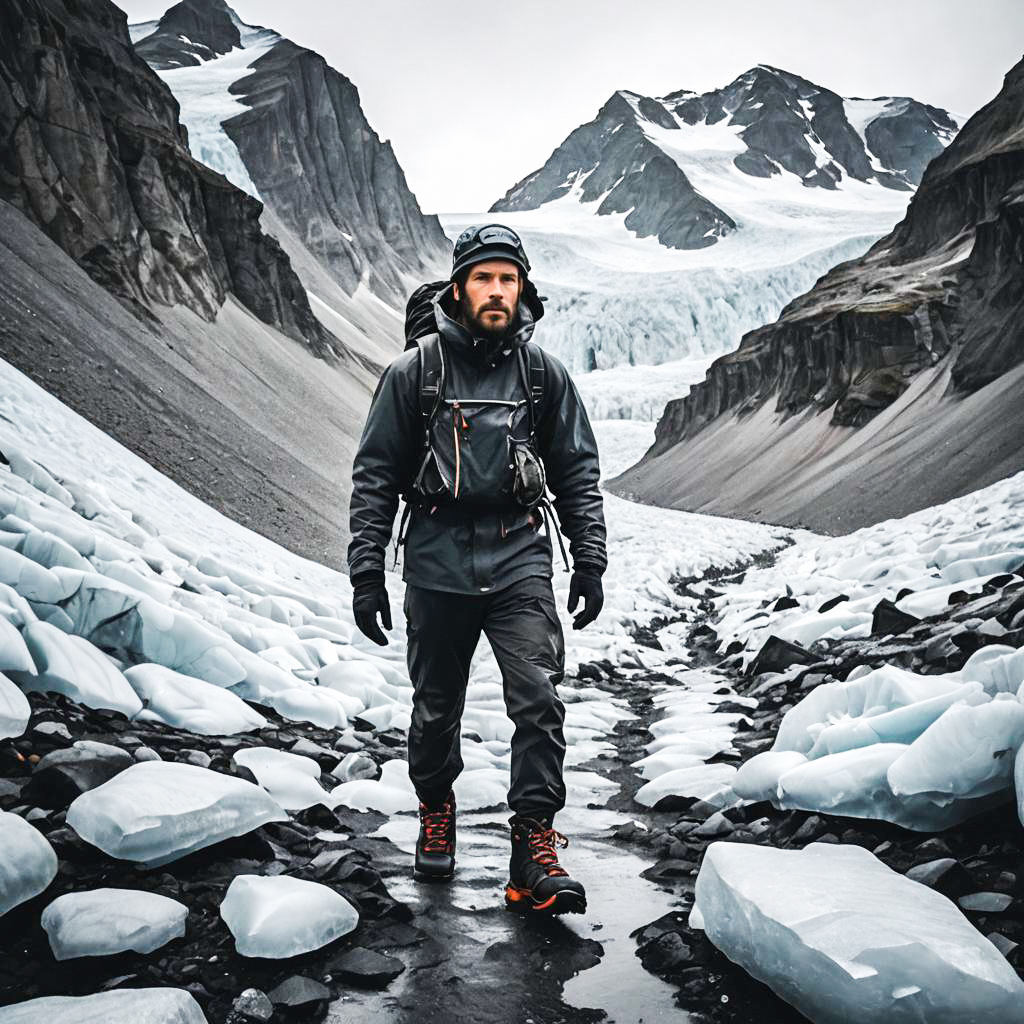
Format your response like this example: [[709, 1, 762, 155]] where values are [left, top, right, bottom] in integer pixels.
[[772, 595, 800, 612], [306, 847, 356, 880], [749, 635, 818, 675], [135, 746, 162, 762], [818, 594, 850, 613], [694, 811, 734, 838], [871, 599, 921, 637], [905, 858, 970, 895], [23, 741, 132, 808], [789, 815, 826, 845], [914, 838, 955, 861], [641, 858, 697, 883], [178, 749, 212, 768], [332, 732, 364, 753], [0, 778, 25, 802], [959, 892, 1014, 912], [288, 738, 338, 768], [327, 946, 405, 988], [637, 931, 694, 972], [31, 721, 72, 742], [267, 974, 330, 1009], [232, 988, 274, 1021], [988, 933, 1020, 959]]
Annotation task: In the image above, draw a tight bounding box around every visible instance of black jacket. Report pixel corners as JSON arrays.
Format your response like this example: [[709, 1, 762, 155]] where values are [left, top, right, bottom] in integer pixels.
[[347, 282, 607, 594]]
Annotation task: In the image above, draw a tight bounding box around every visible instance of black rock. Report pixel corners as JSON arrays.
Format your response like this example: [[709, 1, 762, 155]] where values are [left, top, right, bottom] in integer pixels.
[[748, 635, 819, 675], [818, 594, 850, 613], [327, 947, 405, 988], [231, 988, 273, 1021], [637, 931, 694, 973], [23, 742, 132, 809], [871, 599, 922, 637], [772, 595, 801, 612], [306, 848, 357, 880], [267, 974, 330, 1008]]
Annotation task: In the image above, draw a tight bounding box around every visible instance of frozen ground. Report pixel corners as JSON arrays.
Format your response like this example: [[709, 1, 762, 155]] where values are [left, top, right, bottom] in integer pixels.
[[3, 343, 1023, 1021], [0, 353, 785, 1019]]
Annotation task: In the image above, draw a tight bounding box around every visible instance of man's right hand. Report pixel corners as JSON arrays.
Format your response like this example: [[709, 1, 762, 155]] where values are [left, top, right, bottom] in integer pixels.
[[352, 571, 392, 646]]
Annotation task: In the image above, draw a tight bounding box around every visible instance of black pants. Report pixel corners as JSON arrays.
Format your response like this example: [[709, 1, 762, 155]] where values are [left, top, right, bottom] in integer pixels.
[[404, 574, 567, 817]]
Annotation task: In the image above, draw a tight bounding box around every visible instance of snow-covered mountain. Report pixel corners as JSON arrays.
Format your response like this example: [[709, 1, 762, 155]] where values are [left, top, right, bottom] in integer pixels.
[[493, 65, 960, 250], [449, 67, 961, 417], [0, 0, 430, 570], [132, 0, 451, 365], [609, 56, 1024, 533]]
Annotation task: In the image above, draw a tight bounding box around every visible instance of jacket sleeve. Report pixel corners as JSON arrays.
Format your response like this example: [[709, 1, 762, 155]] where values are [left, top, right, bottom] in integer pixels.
[[347, 350, 421, 578], [536, 352, 608, 575]]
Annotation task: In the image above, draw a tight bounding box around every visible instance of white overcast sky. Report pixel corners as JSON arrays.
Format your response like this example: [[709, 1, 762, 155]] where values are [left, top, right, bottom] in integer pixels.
[[119, 0, 1024, 214]]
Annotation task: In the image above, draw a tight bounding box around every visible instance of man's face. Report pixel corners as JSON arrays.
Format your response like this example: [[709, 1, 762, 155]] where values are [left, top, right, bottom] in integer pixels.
[[454, 259, 523, 337]]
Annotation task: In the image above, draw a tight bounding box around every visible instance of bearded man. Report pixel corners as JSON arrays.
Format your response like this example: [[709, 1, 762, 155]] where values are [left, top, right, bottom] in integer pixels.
[[347, 224, 606, 915]]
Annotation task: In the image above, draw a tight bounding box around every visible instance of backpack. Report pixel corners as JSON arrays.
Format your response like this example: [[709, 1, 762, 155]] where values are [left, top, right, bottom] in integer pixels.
[[391, 282, 569, 570]]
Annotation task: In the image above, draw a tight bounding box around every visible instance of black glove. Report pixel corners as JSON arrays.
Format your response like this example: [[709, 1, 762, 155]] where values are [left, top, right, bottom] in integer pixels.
[[567, 567, 604, 630], [352, 570, 392, 646]]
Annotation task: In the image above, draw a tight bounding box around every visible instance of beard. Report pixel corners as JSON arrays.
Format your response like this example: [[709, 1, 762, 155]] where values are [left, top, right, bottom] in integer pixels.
[[459, 294, 516, 338]]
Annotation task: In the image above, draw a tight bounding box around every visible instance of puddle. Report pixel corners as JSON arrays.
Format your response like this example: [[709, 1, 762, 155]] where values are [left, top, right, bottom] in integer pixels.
[[325, 777, 687, 1023]]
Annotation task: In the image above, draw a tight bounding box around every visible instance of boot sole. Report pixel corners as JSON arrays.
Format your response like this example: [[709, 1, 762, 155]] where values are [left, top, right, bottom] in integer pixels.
[[414, 864, 455, 882], [504, 883, 587, 916]]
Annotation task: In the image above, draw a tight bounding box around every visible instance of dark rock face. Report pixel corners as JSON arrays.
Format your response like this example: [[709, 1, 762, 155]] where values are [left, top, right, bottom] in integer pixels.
[[492, 66, 958, 250], [491, 91, 735, 250], [134, 0, 252, 70], [222, 39, 450, 304], [0, 0, 331, 354], [609, 58, 1024, 532]]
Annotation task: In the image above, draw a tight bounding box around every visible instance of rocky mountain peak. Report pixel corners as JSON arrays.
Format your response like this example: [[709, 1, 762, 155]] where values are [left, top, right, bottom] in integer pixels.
[[493, 64, 960, 249], [134, 0, 275, 70]]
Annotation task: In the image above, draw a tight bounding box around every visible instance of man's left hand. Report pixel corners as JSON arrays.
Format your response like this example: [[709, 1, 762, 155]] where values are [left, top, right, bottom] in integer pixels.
[[567, 569, 604, 630]]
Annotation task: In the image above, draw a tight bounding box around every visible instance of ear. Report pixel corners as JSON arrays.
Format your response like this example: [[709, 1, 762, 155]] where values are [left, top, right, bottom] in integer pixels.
[[452, 281, 461, 302]]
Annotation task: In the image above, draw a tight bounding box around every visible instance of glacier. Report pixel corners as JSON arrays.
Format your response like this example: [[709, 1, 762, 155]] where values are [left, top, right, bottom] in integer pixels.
[[219, 874, 359, 958], [155, 33, 281, 199], [41, 888, 188, 959], [692, 842, 1024, 1023], [443, 208, 897, 420]]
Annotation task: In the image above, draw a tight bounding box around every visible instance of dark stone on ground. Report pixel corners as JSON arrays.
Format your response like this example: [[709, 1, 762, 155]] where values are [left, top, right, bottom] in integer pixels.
[[23, 741, 132, 808], [326, 947, 405, 988], [267, 975, 331, 1008], [748, 635, 819, 675], [871, 598, 921, 636]]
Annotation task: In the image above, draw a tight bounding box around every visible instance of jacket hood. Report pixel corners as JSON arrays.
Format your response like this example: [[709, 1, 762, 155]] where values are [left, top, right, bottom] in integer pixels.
[[404, 279, 545, 367]]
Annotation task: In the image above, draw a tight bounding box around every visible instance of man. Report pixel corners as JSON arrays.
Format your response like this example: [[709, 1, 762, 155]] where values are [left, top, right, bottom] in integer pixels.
[[347, 224, 606, 916]]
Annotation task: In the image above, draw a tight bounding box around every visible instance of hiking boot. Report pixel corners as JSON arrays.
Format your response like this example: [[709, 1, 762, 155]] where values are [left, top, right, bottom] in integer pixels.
[[504, 814, 587, 915], [414, 790, 456, 880]]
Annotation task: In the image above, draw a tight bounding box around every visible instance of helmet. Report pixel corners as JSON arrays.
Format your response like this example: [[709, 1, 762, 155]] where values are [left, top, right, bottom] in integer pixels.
[[451, 223, 530, 281]]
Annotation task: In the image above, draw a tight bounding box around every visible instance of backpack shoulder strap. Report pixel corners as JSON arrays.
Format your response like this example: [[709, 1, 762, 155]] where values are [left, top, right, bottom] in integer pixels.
[[415, 332, 445, 433], [519, 342, 546, 432]]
